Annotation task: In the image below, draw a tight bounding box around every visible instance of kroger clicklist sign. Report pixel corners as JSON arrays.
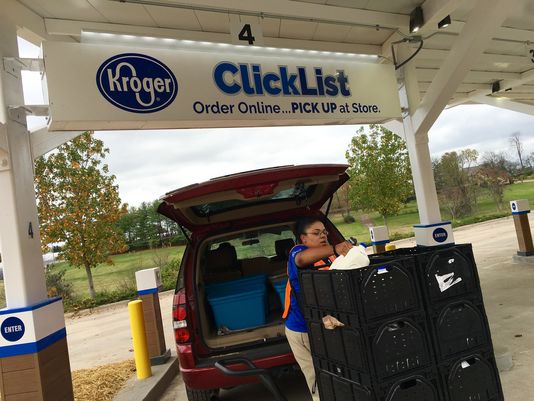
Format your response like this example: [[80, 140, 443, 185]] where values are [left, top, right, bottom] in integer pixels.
[[44, 42, 401, 131]]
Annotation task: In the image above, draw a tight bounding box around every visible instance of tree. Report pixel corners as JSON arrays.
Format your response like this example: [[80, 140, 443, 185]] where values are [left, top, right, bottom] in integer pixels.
[[477, 152, 511, 210], [433, 149, 479, 219], [35, 132, 127, 299], [345, 124, 413, 228], [117, 200, 185, 251], [510, 132, 525, 171]]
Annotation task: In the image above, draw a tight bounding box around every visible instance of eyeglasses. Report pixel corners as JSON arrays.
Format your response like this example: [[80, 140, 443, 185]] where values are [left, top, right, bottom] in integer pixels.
[[304, 229, 329, 237]]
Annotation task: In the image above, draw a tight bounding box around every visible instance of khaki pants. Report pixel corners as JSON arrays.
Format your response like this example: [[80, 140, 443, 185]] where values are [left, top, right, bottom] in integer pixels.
[[285, 327, 320, 401]]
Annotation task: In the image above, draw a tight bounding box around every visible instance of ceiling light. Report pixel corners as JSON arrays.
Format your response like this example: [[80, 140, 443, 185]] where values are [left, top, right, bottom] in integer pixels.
[[438, 15, 451, 29], [410, 6, 424, 33]]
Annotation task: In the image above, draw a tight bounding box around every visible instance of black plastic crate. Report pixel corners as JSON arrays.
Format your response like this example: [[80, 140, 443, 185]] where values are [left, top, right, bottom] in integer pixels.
[[369, 315, 433, 379], [416, 244, 482, 307], [300, 256, 422, 324], [316, 366, 445, 401], [439, 350, 504, 401], [428, 299, 491, 361], [307, 310, 432, 380], [317, 369, 374, 401], [376, 368, 445, 401], [308, 320, 368, 375], [313, 357, 373, 387]]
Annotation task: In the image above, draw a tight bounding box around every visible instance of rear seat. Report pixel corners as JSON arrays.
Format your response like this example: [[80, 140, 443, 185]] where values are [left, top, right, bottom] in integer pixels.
[[269, 238, 296, 276], [241, 257, 271, 276], [204, 243, 241, 283], [239, 238, 295, 277]]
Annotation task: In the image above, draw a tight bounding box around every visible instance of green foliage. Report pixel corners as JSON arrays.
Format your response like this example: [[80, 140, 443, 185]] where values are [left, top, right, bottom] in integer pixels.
[[117, 200, 186, 251], [35, 132, 127, 299], [345, 124, 413, 227], [477, 152, 512, 210], [45, 267, 73, 301], [160, 257, 182, 290], [65, 287, 138, 312], [433, 149, 479, 218]]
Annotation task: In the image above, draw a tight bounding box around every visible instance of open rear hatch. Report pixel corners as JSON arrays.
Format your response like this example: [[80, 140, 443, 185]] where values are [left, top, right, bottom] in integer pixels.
[[159, 165, 348, 354], [158, 164, 349, 231]]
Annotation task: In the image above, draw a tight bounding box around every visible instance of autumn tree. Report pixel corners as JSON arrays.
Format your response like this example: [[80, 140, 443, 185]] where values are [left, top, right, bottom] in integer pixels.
[[477, 152, 511, 210], [35, 132, 127, 299], [433, 149, 479, 219], [345, 124, 413, 228]]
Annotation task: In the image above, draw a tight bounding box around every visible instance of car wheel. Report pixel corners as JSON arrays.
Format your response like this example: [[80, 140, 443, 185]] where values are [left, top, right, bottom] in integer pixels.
[[186, 387, 219, 401]]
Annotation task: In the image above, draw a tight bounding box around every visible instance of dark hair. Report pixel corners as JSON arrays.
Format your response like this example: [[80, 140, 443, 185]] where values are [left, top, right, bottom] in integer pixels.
[[295, 216, 324, 243]]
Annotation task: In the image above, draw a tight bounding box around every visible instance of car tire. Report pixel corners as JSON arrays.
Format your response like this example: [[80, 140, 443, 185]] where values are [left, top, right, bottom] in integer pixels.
[[185, 387, 219, 401]]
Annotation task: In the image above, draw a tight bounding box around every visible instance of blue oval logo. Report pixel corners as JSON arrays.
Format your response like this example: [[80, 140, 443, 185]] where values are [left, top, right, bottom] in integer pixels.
[[432, 227, 448, 243], [1, 317, 25, 342], [512, 203, 517, 210], [96, 53, 178, 113]]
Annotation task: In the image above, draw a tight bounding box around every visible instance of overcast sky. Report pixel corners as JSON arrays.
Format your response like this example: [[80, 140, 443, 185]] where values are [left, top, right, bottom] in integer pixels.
[[19, 39, 534, 207]]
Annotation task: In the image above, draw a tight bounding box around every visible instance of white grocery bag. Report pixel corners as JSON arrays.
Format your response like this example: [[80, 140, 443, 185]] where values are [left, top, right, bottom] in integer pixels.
[[330, 244, 370, 270]]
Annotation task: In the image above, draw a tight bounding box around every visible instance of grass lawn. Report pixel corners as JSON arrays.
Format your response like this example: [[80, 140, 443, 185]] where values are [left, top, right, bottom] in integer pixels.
[[2, 181, 533, 308], [52, 245, 185, 298], [332, 181, 534, 243]]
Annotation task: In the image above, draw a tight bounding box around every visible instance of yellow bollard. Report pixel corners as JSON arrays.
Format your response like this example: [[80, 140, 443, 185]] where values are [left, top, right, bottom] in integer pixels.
[[128, 300, 152, 379], [385, 243, 396, 252]]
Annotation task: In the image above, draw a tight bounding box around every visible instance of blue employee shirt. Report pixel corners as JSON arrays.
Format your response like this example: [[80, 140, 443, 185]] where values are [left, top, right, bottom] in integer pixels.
[[285, 244, 309, 333]]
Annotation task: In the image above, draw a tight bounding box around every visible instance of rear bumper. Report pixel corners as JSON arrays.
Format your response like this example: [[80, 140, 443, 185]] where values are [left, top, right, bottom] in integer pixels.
[[177, 344, 297, 390]]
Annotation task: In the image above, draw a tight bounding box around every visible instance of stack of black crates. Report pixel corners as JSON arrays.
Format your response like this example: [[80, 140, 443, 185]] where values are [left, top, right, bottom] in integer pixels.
[[299, 243, 504, 401]]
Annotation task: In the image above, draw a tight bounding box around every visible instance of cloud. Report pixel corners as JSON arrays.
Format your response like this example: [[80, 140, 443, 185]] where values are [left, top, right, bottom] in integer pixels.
[[95, 104, 534, 207], [94, 125, 361, 205]]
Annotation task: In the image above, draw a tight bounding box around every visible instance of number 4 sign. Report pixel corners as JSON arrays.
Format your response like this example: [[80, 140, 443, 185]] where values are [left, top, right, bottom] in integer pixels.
[[230, 21, 264, 46]]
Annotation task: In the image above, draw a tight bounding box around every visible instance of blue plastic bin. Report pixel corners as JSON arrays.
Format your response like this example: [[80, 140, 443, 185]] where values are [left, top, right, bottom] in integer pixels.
[[206, 274, 267, 297], [207, 288, 267, 330], [273, 279, 287, 307]]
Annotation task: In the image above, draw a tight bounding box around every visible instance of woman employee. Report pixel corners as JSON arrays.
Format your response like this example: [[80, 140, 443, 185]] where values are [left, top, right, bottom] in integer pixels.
[[282, 216, 353, 400]]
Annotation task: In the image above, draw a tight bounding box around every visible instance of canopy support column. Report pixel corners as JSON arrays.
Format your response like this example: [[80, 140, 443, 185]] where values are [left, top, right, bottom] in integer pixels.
[[0, 14, 74, 401], [396, 44, 453, 246]]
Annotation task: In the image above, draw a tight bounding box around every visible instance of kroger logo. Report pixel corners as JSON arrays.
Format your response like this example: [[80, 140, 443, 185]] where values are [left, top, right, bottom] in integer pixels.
[[432, 227, 448, 243], [96, 53, 177, 113]]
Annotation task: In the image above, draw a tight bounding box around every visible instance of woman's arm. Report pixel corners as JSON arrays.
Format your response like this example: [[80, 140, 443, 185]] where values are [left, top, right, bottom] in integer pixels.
[[295, 241, 353, 268]]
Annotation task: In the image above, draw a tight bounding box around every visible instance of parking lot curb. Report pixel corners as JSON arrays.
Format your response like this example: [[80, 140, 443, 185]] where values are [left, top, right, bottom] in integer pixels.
[[113, 353, 180, 401]]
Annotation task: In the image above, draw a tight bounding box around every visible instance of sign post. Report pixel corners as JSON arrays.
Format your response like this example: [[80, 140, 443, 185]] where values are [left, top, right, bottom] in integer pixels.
[[510, 199, 534, 256], [369, 226, 390, 253], [135, 268, 170, 365]]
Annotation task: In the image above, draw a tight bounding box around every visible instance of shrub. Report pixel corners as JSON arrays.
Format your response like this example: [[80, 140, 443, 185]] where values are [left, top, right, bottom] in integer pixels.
[[160, 257, 181, 290], [45, 268, 73, 301], [343, 214, 356, 223]]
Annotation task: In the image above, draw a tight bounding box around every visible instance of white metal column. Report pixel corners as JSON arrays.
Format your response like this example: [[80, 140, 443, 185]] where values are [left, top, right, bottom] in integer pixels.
[[397, 44, 442, 226], [0, 16, 47, 308]]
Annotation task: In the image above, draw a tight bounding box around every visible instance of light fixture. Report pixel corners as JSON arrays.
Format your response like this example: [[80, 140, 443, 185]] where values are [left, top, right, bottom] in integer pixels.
[[410, 6, 424, 33], [438, 15, 451, 29]]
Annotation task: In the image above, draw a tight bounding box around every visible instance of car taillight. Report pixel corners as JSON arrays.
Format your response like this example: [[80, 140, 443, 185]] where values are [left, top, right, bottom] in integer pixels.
[[175, 328, 190, 343], [172, 289, 191, 344]]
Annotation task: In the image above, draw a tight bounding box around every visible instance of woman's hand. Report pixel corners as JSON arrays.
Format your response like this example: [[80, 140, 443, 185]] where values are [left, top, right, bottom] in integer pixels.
[[334, 240, 353, 256]]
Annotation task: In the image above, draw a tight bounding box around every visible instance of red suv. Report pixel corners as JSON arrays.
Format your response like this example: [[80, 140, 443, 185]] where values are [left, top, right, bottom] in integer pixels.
[[158, 164, 349, 400]]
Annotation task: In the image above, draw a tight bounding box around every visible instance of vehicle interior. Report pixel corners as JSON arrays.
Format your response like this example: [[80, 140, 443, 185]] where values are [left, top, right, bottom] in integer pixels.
[[195, 222, 297, 349]]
